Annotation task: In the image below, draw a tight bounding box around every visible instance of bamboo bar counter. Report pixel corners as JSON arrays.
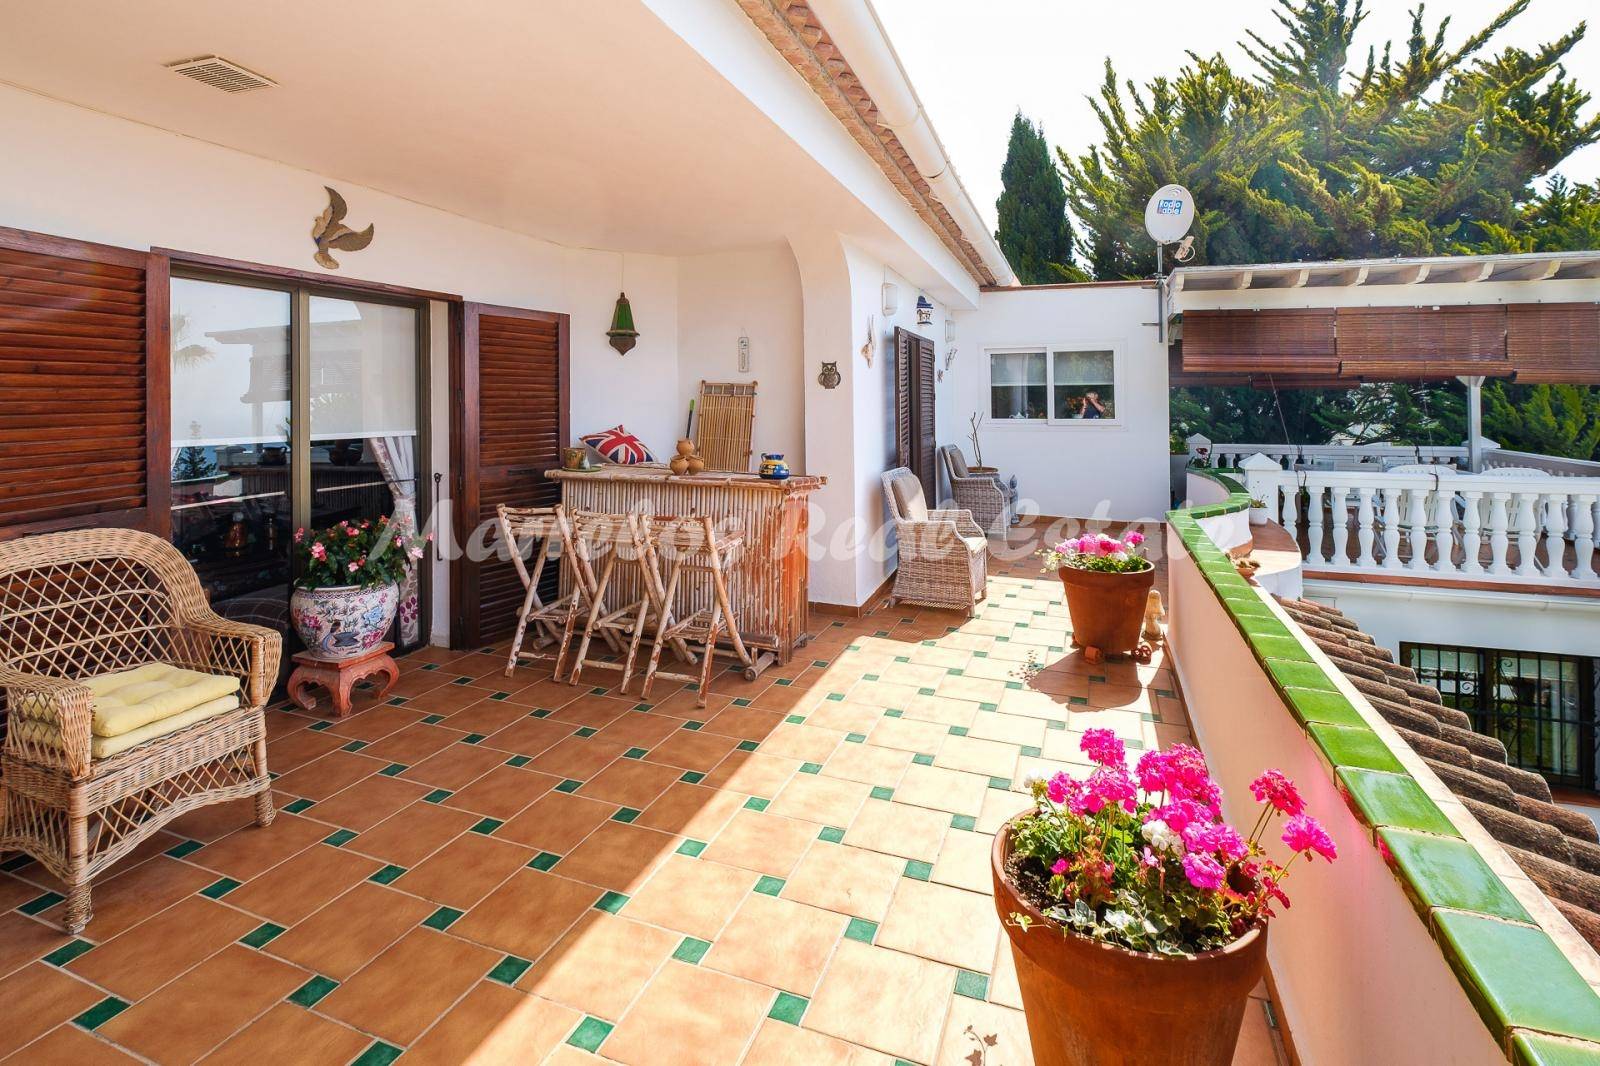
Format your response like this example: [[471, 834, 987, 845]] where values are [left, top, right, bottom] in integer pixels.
[[548, 465, 825, 677]]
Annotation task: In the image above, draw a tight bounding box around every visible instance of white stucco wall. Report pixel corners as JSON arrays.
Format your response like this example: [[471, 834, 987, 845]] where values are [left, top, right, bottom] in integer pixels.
[[676, 244, 805, 470], [947, 283, 1169, 521]]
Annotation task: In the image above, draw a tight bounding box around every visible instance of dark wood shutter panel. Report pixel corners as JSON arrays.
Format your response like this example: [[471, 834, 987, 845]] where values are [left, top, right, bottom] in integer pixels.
[[892, 327, 936, 501], [0, 227, 167, 540], [1181, 309, 1337, 375], [1337, 305, 1510, 378], [1506, 303, 1600, 384], [915, 334, 936, 502], [894, 327, 913, 471], [452, 303, 569, 647]]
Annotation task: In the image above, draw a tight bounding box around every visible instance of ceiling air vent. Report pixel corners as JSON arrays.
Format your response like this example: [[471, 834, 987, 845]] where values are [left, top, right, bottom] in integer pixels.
[[164, 55, 275, 93]]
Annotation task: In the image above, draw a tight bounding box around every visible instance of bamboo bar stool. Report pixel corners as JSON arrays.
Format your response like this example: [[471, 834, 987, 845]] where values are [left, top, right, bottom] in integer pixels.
[[496, 504, 601, 680], [562, 511, 666, 692], [638, 514, 753, 707]]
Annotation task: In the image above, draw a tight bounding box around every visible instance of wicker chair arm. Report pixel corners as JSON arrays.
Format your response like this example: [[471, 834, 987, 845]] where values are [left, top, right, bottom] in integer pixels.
[[172, 612, 282, 708], [896, 517, 979, 562], [0, 667, 93, 777], [927, 509, 986, 540]]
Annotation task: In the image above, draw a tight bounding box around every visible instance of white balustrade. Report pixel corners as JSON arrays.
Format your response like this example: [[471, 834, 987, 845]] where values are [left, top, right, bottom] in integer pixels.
[[1205, 443, 1469, 471], [1244, 464, 1600, 589]]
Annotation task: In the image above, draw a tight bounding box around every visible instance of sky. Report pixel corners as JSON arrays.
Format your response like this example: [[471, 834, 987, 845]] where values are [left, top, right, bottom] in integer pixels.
[[872, 0, 1600, 236]]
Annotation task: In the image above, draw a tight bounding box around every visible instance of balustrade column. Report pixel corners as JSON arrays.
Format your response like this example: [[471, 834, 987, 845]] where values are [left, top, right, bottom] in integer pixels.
[[1405, 487, 1430, 572], [1355, 488, 1375, 568], [1381, 488, 1403, 570], [1486, 493, 1511, 576], [1574, 494, 1597, 580], [1430, 486, 1454, 572], [1305, 481, 1326, 566], [1459, 491, 1483, 575], [1512, 492, 1539, 578]]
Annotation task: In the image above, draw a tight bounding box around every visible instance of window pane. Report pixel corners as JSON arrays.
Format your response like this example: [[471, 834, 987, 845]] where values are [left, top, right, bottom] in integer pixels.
[[990, 351, 1045, 386], [991, 385, 1048, 420], [1052, 350, 1115, 419]]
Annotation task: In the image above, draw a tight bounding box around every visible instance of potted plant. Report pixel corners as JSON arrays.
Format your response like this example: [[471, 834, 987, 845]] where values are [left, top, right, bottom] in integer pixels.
[[1041, 531, 1153, 660], [1249, 496, 1269, 526], [994, 730, 1336, 1066], [289, 515, 423, 660]]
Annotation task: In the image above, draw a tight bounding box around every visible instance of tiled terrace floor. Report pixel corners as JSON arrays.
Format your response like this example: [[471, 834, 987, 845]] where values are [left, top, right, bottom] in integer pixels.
[[0, 526, 1285, 1065]]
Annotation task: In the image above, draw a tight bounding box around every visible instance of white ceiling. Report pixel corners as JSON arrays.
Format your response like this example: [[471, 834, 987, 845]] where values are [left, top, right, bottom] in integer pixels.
[[0, 0, 880, 255]]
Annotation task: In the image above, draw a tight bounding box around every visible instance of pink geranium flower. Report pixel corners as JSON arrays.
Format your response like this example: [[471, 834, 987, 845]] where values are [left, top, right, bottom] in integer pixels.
[[1182, 852, 1226, 890], [1249, 770, 1305, 816], [1084, 766, 1137, 814], [1080, 728, 1125, 768], [1050, 857, 1069, 876], [1124, 530, 1145, 547], [1282, 815, 1337, 861]]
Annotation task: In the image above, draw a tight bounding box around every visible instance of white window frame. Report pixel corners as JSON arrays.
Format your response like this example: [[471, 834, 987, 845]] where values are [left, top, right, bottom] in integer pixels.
[[985, 343, 1124, 428]]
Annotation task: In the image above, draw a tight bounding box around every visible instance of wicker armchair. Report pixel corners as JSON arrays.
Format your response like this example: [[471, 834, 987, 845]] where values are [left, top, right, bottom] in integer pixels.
[[938, 445, 1012, 533], [882, 467, 988, 615], [0, 528, 280, 932]]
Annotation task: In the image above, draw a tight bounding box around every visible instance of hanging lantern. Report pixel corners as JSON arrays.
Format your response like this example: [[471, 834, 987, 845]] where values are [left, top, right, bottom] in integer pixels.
[[606, 292, 639, 355]]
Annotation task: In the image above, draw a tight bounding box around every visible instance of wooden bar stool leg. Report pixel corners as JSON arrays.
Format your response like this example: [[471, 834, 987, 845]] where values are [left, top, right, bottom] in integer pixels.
[[640, 558, 685, 700], [618, 594, 652, 693], [568, 552, 615, 688], [505, 547, 546, 678], [696, 604, 722, 709]]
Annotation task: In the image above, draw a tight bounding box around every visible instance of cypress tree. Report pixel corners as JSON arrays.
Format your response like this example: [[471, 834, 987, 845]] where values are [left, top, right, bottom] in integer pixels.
[[997, 113, 1079, 284]]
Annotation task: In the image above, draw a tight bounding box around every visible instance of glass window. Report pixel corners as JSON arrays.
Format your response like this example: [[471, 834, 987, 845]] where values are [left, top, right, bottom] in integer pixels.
[[990, 351, 1047, 420], [1053, 350, 1115, 420]]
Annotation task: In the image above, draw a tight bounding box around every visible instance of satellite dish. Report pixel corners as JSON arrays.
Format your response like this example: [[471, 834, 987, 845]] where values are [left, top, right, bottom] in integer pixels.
[[1144, 184, 1194, 244]]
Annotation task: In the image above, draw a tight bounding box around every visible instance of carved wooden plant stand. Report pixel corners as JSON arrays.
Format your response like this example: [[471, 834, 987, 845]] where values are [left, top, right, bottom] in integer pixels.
[[287, 642, 399, 718]]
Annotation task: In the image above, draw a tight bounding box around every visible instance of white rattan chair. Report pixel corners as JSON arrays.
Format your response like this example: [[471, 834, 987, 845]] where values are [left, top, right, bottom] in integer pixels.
[[882, 467, 988, 615], [938, 445, 1012, 533]]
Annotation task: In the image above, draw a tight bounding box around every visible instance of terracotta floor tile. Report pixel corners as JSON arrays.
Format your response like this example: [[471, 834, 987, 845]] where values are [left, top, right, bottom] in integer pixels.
[[989, 937, 1023, 1009], [404, 981, 581, 1066], [185, 813, 328, 881], [935, 734, 1022, 779], [267, 881, 435, 979], [704, 891, 845, 995], [603, 960, 772, 1066], [550, 820, 674, 892], [518, 910, 677, 1019], [270, 750, 387, 801], [361, 721, 470, 765], [935, 674, 1010, 705], [0, 963, 104, 1057], [845, 679, 922, 711], [442, 700, 536, 739], [701, 705, 786, 742], [263, 727, 348, 774], [99, 945, 308, 1064], [644, 686, 734, 721], [384, 669, 458, 700], [547, 693, 634, 730], [307, 773, 432, 831], [4, 1023, 139, 1064], [781, 841, 905, 923], [879, 661, 951, 689], [400, 683, 496, 716], [976, 786, 1033, 835], [700, 749, 803, 798], [845, 799, 950, 861], [399, 740, 510, 790], [449, 870, 599, 960], [769, 773, 871, 826], [348, 800, 479, 868], [803, 702, 881, 735], [443, 765, 560, 820], [39, 855, 214, 940], [200, 1002, 370, 1066], [498, 676, 583, 709], [903, 693, 981, 729], [319, 927, 499, 1046], [224, 842, 382, 926], [67, 896, 256, 1000], [482, 715, 582, 760], [967, 710, 1048, 748], [635, 781, 745, 840], [325, 704, 428, 743], [876, 878, 1000, 973], [741, 1017, 894, 1066], [642, 728, 741, 772], [933, 995, 1033, 1066], [821, 741, 912, 787], [527, 736, 630, 780], [620, 853, 756, 941], [894, 764, 992, 816], [867, 716, 951, 755], [593, 710, 684, 750], [806, 939, 957, 1064], [396, 832, 534, 909], [756, 722, 847, 763], [496, 791, 618, 855], [931, 829, 995, 895], [700, 809, 818, 878], [578, 758, 683, 809]]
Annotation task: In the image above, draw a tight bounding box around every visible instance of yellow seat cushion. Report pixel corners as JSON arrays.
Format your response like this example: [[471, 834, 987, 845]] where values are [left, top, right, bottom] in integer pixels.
[[90, 694, 241, 759], [85, 663, 240, 738]]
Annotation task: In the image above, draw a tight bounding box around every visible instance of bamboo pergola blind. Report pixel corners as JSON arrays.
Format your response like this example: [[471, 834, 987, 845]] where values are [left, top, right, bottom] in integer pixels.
[[694, 381, 757, 472]]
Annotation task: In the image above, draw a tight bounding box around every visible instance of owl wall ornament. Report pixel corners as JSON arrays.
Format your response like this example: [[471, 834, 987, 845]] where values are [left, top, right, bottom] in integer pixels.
[[818, 361, 841, 390], [311, 186, 374, 269]]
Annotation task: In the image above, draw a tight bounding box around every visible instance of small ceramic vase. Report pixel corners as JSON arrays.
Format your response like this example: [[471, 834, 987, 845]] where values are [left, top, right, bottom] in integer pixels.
[[669, 456, 690, 475], [686, 457, 707, 474], [676, 439, 696, 458]]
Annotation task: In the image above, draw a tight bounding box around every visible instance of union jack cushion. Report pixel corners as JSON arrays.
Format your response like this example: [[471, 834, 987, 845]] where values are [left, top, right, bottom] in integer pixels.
[[579, 424, 656, 465]]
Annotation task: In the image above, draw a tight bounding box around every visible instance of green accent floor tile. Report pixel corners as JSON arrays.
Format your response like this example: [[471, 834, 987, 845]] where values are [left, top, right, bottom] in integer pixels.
[[954, 969, 990, 1000], [323, 829, 358, 848], [74, 996, 130, 1031], [1068, 696, 1089, 706], [369, 864, 407, 885], [825, 693, 846, 702], [200, 877, 242, 899], [310, 721, 333, 732], [673, 936, 712, 964], [423, 905, 464, 930], [754, 875, 785, 896], [44, 938, 94, 967], [800, 762, 823, 775], [732, 698, 753, 707], [529, 852, 562, 871], [818, 826, 846, 843], [737, 740, 760, 752], [506, 754, 531, 768], [451, 676, 473, 686], [470, 817, 504, 835], [744, 797, 770, 812], [19, 891, 64, 916], [421, 714, 447, 725], [288, 975, 339, 1007], [461, 732, 488, 745], [623, 747, 649, 759], [1020, 745, 1042, 758], [1435, 910, 1600, 1045], [768, 991, 808, 1025], [351, 1041, 404, 1066], [240, 922, 287, 948], [590, 686, 610, 696], [904, 860, 933, 881], [164, 838, 204, 859], [386, 697, 409, 706], [948, 726, 968, 737], [988, 777, 1013, 790], [884, 709, 903, 718], [676, 839, 707, 857], [844, 917, 877, 943], [423, 789, 453, 803], [489, 954, 533, 984], [594, 891, 629, 914], [978, 702, 998, 712], [554, 779, 583, 793], [1046, 719, 1067, 731], [683, 720, 704, 731], [567, 1016, 614, 1053], [950, 814, 976, 831], [680, 771, 706, 784], [531, 708, 555, 718], [611, 807, 641, 824], [341, 740, 368, 752], [633, 703, 654, 712], [489, 691, 512, 701], [574, 726, 598, 738], [377, 763, 408, 777], [785, 715, 807, 725], [912, 753, 934, 766], [283, 797, 316, 814], [917, 687, 936, 697], [869, 786, 894, 801]]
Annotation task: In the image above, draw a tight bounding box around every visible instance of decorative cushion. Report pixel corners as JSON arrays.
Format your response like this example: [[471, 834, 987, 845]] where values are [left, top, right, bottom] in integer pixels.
[[579, 425, 656, 465], [90, 695, 240, 759], [945, 448, 969, 478], [84, 663, 240, 738], [889, 475, 928, 522]]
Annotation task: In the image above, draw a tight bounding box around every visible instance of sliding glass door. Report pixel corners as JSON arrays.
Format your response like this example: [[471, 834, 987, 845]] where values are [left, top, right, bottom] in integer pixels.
[[169, 275, 427, 666]]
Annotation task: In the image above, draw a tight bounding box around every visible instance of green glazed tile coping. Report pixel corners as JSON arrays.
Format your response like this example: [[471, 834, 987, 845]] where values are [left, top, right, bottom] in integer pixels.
[[1377, 828, 1531, 924], [1283, 687, 1365, 728], [1264, 658, 1339, 692], [1337, 768, 1460, 838], [1513, 1032, 1600, 1066], [1435, 911, 1600, 1046], [1306, 723, 1405, 774], [1246, 631, 1314, 660]]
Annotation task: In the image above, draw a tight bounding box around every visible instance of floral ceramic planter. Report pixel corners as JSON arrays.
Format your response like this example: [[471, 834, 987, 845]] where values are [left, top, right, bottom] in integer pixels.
[[290, 583, 399, 660]]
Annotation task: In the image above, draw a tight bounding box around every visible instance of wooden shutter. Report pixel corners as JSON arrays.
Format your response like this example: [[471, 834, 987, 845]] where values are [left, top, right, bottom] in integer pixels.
[[892, 327, 937, 501], [0, 227, 168, 540], [894, 327, 913, 471], [1337, 305, 1510, 378], [1181, 309, 1337, 375], [1506, 303, 1600, 384], [451, 303, 568, 648]]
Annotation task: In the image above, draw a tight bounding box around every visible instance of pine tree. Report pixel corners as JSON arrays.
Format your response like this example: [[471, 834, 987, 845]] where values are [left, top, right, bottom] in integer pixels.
[[997, 113, 1080, 284]]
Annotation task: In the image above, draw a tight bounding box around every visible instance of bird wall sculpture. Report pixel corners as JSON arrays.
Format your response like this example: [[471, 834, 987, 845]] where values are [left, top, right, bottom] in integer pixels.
[[311, 186, 374, 269]]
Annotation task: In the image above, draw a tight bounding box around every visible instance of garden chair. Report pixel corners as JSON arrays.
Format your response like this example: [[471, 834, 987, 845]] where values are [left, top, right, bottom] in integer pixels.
[[882, 467, 988, 615], [938, 444, 1013, 533], [0, 528, 280, 932]]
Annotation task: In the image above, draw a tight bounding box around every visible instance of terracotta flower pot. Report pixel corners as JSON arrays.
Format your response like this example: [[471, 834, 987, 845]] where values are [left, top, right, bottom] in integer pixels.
[[1056, 563, 1155, 657], [992, 820, 1267, 1066]]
